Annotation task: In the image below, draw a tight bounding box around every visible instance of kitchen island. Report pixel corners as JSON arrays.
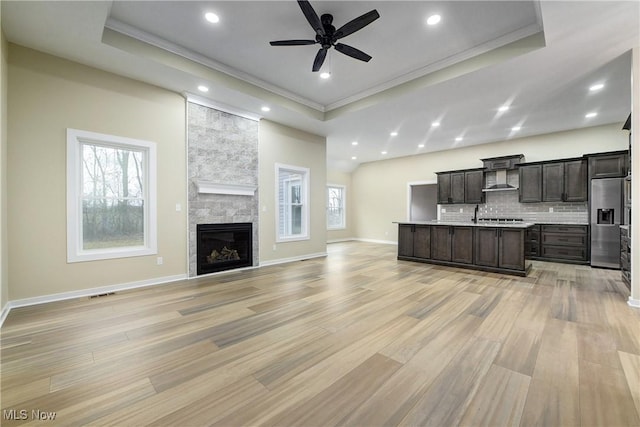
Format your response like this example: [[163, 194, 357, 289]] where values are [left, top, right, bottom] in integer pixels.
[[396, 220, 534, 276]]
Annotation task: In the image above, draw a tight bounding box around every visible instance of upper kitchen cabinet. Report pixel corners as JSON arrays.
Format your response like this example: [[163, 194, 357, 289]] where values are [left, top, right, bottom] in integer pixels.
[[518, 164, 542, 203], [542, 159, 588, 202], [520, 158, 587, 203], [587, 150, 629, 179], [436, 168, 484, 204], [464, 169, 485, 204]]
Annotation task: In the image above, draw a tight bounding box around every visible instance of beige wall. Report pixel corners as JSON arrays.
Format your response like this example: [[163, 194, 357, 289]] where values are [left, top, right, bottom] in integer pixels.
[[327, 169, 354, 242], [352, 124, 628, 242], [259, 120, 327, 263], [7, 45, 187, 301], [1, 24, 8, 310]]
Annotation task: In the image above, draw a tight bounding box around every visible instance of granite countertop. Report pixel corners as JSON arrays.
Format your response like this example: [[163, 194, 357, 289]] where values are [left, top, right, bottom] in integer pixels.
[[394, 220, 535, 229], [532, 221, 589, 225]]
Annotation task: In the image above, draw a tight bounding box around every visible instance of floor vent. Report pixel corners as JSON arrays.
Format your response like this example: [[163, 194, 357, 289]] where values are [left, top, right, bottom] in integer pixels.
[[89, 292, 116, 299]]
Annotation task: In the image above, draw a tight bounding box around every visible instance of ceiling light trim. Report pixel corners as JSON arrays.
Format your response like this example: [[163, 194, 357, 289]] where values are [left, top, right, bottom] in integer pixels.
[[325, 23, 545, 112], [104, 18, 325, 112]]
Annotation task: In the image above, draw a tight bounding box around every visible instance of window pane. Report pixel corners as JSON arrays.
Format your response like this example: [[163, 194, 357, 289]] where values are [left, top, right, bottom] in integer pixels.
[[82, 144, 144, 198], [82, 199, 144, 249], [327, 186, 345, 229]]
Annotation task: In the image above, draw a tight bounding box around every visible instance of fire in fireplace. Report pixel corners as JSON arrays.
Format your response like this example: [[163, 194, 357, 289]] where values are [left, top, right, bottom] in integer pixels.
[[197, 223, 253, 275]]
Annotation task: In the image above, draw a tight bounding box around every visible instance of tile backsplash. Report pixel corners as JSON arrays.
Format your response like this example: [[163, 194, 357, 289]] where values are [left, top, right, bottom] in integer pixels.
[[440, 190, 588, 224]]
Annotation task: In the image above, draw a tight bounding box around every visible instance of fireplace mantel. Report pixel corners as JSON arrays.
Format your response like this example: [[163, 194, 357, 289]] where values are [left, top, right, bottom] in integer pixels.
[[195, 180, 257, 196]]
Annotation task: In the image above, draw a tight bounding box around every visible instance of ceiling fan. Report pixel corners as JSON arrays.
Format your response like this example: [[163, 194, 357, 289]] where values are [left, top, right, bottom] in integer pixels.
[[269, 0, 380, 72]]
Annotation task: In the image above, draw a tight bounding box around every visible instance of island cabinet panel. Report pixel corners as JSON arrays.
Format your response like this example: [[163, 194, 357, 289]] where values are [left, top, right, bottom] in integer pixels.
[[519, 164, 542, 203], [499, 228, 525, 270], [451, 226, 474, 264], [475, 228, 525, 270], [475, 228, 499, 267], [431, 226, 452, 261], [398, 224, 431, 259]]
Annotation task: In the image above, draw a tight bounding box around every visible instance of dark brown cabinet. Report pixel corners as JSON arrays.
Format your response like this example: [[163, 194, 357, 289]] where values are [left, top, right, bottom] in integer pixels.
[[519, 164, 542, 203], [437, 171, 465, 204], [398, 224, 431, 259], [520, 159, 587, 203], [588, 151, 628, 179], [475, 227, 525, 271], [539, 224, 589, 264], [464, 169, 485, 204], [431, 225, 452, 261], [397, 223, 530, 276], [451, 226, 474, 264], [430, 225, 473, 264], [525, 224, 540, 257], [437, 169, 484, 204], [542, 159, 587, 202]]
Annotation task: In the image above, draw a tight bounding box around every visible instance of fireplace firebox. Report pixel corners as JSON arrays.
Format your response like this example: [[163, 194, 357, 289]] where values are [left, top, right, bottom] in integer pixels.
[[197, 223, 253, 275]]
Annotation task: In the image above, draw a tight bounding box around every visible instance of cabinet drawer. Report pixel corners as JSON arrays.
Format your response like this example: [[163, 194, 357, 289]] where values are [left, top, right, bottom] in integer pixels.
[[541, 245, 587, 261], [541, 225, 587, 234], [541, 233, 587, 246]]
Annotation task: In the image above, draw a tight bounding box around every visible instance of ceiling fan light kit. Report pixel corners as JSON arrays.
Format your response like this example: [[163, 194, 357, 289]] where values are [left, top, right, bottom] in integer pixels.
[[269, 0, 380, 72]]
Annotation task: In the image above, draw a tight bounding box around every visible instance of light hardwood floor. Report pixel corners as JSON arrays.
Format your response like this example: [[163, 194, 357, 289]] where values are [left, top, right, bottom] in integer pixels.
[[1, 241, 639, 426]]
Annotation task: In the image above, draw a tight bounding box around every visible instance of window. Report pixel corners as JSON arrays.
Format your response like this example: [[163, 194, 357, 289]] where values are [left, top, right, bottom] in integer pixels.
[[67, 129, 157, 262], [327, 184, 346, 229], [276, 164, 309, 241]]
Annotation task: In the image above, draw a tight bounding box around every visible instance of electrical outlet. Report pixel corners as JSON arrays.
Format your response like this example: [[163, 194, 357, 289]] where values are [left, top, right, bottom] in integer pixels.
[[175, 203, 182, 212], [272, 244, 277, 251], [157, 257, 163, 265], [549, 207, 553, 213], [442, 208, 446, 213], [459, 208, 463, 213]]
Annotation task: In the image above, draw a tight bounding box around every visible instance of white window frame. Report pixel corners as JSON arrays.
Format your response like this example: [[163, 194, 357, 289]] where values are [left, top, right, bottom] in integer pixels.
[[275, 163, 310, 242], [66, 128, 157, 262], [327, 184, 346, 230]]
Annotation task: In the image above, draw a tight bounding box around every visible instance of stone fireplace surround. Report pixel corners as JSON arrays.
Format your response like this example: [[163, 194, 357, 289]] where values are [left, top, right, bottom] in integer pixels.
[[187, 101, 259, 277]]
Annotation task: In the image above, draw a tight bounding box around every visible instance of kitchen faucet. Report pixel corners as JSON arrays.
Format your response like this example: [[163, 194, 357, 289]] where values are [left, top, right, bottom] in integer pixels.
[[473, 204, 479, 223]]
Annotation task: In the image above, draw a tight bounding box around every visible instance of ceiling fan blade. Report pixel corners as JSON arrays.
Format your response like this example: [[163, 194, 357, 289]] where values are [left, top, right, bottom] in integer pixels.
[[335, 43, 372, 62], [312, 48, 328, 72], [297, 0, 325, 36], [270, 40, 317, 46], [334, 10, 380, 40]]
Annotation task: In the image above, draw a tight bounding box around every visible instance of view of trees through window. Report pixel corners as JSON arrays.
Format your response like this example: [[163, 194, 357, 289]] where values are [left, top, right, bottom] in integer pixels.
[[81, 143, 145, 249], [327, 185, 345, 229]]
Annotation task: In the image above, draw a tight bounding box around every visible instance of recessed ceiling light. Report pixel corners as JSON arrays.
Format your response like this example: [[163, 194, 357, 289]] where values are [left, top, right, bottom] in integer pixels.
[[197, 85, 209, 92], [585, 112, 597, 118], [589, 83, 604, 92], [390, 132, 398, 136], [418, 144, 425, 148], [431, 122, 440, 127], [320, 72, 331, 79], [512, 126, 521, 131], [205, 12, 220, 23], [455, 137, 463, 142], [498, 105, 509, 112], [351, 156, 357, 160], [261, 106, 271, 112], [381, 151, 387, 155], [351, 141, 358, 146], [427, 14, 441, 25]]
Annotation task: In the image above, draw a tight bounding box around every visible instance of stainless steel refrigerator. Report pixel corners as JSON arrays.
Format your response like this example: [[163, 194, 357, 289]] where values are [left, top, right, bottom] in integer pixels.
[[590, 178, 624, 268]]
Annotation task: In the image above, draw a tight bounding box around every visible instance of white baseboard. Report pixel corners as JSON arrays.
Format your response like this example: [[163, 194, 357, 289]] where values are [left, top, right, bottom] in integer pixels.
[[259, 252, 327, 267], [353, 238, 398, 245], [327, 238, 356, 244], [0, 274, 187, 328], [628, 296, 640, 308], [0, 302, 10, 328]]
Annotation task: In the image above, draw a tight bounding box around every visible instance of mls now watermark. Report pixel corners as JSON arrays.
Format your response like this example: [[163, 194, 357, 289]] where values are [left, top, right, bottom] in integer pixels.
[[3, 409, 57, 421]]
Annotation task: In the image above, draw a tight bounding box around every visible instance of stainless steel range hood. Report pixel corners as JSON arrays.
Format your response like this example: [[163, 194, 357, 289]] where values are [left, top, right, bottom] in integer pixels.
[[483, 169, 519, 192], [481, 155, 523, 192]]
